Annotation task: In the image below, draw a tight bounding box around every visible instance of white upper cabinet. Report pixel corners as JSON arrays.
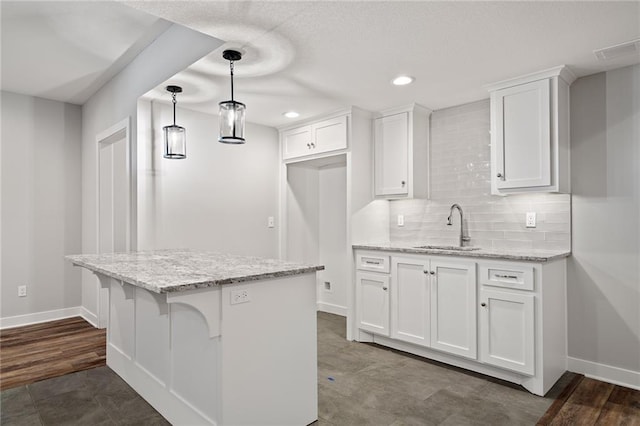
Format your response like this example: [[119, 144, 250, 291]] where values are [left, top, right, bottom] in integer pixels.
[[374, 104, 431, 199], [281, 114, 347, 161], [486, 66, 575, 195], [281, 126, 312, 159]]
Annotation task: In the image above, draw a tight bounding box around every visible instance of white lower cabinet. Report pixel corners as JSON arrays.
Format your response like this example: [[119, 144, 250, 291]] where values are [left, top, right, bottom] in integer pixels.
[[390, 257, 430, 346], [356, 271, 390, 336], [361, 255, 476, 358], [479, 287, 535, 375], [354, 249, 567, 396], [430, 260, 477, 359]]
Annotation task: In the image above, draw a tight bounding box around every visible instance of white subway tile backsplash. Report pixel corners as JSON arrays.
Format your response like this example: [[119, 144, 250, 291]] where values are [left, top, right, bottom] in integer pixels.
[[390, 99, 571, 252]]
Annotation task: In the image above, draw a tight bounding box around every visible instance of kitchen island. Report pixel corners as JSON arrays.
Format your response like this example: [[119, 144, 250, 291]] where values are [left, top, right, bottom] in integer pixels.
[[67, 249, 323, 426]]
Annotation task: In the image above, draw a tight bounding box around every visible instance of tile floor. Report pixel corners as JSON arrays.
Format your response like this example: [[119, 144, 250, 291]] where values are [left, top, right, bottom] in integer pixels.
[[315, 313, 569, 425], [1, 312, 567, 425], [1, 366, 168, 426]]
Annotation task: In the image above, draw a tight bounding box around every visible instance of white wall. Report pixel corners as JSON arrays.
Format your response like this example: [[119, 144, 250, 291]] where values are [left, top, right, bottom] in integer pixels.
[[286, 165, 319, 264], [318, 164, 347, 312], [137, 100, 279, 257], [568, 64, 640, 387], [1, 91, 82, 320], [81, 25, 223, 319]]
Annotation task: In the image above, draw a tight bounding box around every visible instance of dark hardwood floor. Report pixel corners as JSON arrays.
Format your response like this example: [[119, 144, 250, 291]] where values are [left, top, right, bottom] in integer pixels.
[[0, 317, 106, 391], [538, 374, 640, 425], [1, 316, 638, 425]]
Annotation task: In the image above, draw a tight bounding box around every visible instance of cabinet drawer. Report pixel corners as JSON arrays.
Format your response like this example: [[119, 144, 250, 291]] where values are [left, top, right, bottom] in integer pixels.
[[356, 253, 390, 273], [479, 264, 534, 291]]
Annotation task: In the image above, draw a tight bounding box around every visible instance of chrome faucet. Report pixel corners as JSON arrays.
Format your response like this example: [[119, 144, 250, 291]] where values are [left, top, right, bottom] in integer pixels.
[[447, 204, 471, 247]]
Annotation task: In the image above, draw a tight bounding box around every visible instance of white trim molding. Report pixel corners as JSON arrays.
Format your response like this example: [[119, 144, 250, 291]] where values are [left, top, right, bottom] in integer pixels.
[[317, 302, 347, 317], [568, 356, 640, 391], [80, 306, 99, 328], [0, 307, 86, 330]]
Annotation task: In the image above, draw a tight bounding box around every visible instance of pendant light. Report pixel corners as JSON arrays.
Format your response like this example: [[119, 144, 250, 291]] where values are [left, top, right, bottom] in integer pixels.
[[163, 85, 186, 159], [218, 50, 246, 144]]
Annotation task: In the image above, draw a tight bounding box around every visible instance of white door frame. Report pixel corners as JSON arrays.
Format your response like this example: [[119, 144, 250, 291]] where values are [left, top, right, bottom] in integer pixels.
[[95, 117, 133, 328]]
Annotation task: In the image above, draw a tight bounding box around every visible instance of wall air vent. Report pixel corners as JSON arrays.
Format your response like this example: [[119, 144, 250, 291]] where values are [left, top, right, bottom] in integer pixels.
[[594, 39, 640, 61]]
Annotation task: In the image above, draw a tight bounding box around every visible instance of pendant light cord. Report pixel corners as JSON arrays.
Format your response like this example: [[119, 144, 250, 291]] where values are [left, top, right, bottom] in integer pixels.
[[230, 60, 235, 102], [172, 92, 177, 125]]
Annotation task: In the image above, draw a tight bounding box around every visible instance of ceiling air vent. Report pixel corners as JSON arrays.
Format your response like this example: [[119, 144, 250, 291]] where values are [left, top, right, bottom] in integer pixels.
[[594, 39, 640, 61]]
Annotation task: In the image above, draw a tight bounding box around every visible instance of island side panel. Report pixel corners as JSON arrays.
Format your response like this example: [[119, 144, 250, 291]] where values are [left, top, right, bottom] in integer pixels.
[[220, 273, 318, 426], [105, 278, 222, 426]]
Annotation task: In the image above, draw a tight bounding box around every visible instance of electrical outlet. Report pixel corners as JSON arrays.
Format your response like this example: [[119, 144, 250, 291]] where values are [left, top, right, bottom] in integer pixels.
[[230, 289, 250, 305], [267, 216, 275, 228], [324, 281, 332, 292], [526, 212, 537, 228], [397, 215, 404, 227], [18, 285, 27, 297]]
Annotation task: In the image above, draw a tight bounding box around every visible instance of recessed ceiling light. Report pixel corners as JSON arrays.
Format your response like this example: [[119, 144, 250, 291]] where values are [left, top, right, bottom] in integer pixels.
[[283, 111, 300, 118], [392, 75, 414, 86]]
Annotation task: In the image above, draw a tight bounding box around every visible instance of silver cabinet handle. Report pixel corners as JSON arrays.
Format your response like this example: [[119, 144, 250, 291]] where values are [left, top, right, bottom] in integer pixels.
[[495, 274, 518, 279], [401, 181, 406, 186], [481, 302, 487, 307], [307, 143, 311, 149], [430, 271, 435, 275], [365, 260, 381, 265], [382, 286, 388, 291], [497, 173, 505, 180], [310, 142, 316, 148]]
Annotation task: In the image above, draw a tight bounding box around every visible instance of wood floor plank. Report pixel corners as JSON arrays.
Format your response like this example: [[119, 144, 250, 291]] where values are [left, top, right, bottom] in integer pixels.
[[549, 378, 615, 425], [596, 386, 640, 426], [0, 317, 106, 390], [537, 374, 585, 425]]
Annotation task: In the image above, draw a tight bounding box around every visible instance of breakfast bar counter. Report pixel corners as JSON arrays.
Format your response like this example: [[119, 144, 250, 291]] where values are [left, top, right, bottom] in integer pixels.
[[67, 249, 323, 426]]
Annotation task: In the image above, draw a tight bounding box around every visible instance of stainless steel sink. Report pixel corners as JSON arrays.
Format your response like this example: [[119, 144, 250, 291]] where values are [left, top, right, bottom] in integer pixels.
[[413, 245, 481, 251]]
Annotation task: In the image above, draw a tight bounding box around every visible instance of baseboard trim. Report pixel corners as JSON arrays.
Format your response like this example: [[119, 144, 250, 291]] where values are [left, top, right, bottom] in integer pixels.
[[568, 356, 640, 391], [0, 307, 83, 330], [316, 302, 347, 317], [80, 307, 99, 328]]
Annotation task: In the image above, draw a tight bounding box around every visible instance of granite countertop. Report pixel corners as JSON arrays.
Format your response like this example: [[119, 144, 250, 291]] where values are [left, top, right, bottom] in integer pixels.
[[353, 242, 570, 262], [67, 249, 324, 294]]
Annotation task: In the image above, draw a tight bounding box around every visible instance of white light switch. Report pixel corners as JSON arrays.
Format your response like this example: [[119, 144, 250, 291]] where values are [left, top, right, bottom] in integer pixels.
[[397, 215, 404, 227], [526, 212, 536, 228], [267, 216, 275, 228]]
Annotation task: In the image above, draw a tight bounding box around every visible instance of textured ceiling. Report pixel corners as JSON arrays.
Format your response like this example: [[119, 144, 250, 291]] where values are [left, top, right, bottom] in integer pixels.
[[128, 0, 640, 128], [2, 1, 639, 128]]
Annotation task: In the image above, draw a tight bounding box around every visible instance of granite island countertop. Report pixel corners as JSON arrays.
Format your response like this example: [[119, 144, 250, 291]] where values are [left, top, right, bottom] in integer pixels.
[[67, 249, 324, 294], [353, 242, 570, 262]]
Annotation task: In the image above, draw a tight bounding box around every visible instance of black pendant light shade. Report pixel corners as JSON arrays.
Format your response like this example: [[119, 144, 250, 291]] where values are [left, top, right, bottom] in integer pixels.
[[219, 50, 246, 144], [163, 85, 186, 159]]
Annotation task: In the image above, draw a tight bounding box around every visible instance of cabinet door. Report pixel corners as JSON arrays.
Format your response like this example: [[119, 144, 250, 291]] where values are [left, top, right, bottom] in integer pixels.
[[494, 79, 551, 190], [479, 288, 534, 375], [312, 115, 347, 154], [356, 272, 389, 336], [282, 125, 312, 160], [391, 256, 430, 347], [430, 260, 477, 359], [374, 112, 408, 196]]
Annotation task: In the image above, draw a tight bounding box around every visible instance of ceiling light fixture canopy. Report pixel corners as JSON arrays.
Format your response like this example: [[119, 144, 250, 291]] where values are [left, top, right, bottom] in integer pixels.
[[218, 49, 246, 144], [163, 85, 186, 159], [392, 75, 414, 86]]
